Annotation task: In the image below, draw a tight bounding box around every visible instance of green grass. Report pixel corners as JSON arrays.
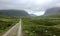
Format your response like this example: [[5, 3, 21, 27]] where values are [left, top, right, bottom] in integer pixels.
[[0, 16, 20, 35], [22, 18, 60, 36]]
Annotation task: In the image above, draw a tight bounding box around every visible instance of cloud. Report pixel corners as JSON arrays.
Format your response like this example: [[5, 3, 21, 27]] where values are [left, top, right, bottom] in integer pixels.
[[32, 11, 45, 16], [0, 0, 60, 11]]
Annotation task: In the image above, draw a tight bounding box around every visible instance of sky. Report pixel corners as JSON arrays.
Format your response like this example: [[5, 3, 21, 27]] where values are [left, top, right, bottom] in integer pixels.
[[0, 0, 60, 16]]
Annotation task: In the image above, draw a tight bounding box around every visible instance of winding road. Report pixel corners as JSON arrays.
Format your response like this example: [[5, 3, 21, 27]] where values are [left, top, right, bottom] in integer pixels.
[[3, 19, 22, 36]]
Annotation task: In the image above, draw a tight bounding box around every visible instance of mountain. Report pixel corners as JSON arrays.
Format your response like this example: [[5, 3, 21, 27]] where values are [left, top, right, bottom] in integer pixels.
[[44, 7, 60, 17], [30, 14, 37, 17], [0, 10, 29, 16]]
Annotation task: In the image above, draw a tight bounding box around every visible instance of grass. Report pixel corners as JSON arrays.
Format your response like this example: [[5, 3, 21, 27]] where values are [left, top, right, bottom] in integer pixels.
[[22, 18, 60, 36], [0, 16, 20, 35]]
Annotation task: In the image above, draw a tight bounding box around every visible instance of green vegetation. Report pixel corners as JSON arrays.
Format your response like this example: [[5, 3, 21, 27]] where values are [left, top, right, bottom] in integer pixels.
[[0, 10, 29, 16], [22, 18, 60, 36], [0, 16, 20, 35]]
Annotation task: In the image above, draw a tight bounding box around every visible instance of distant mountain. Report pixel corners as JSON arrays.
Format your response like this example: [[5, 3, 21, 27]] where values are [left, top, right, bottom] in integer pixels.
[[44, 7, 60, 17], [0, 10, 29, 16], [30, 14, 37, 17]]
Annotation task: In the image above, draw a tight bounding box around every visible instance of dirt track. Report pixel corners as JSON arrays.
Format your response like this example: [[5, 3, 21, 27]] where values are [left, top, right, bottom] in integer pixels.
[[3, 19, 22, 36]]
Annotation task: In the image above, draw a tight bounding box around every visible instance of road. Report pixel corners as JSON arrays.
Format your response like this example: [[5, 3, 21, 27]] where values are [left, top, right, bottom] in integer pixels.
[[2, 19, 22, 36]]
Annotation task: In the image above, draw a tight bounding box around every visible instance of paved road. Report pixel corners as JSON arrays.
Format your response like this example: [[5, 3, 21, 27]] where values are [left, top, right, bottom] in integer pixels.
[[3, 19, 22, 36]]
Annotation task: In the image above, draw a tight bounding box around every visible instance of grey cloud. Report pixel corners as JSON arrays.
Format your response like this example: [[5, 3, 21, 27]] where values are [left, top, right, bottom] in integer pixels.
[[0, 0, 60, 11]]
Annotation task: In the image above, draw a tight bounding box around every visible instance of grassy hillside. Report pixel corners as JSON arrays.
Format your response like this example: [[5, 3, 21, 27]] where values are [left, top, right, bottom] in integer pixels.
[[0, 10, 29, 16], [0, 16, 20, 35], [44, 7, 60, 16], [22, 18, 60, 36]]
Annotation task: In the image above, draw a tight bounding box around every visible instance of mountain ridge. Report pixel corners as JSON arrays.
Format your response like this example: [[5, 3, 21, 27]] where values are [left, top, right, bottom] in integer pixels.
[[0, 9, 29, 17], [44, 7, 60, 17]]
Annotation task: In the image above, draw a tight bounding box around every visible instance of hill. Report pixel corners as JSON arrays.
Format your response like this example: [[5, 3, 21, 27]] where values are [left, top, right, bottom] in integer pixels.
[[44, 7, 60, 17], [0, 10, 29, 16], [30, 14, 37, 17]]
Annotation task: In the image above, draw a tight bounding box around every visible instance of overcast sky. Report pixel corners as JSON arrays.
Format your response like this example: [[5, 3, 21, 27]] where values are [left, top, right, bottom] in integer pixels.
[[0, 0, 60, 16]]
